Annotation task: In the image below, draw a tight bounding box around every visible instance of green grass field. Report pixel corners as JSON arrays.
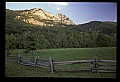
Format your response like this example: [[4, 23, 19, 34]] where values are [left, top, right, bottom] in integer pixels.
[[5, 47, 116, 78]]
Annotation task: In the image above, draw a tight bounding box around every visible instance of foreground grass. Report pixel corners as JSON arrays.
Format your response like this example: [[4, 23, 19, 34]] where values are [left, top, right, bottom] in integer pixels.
[[5, 47, 116, 78], [5, 62, 116, 78]]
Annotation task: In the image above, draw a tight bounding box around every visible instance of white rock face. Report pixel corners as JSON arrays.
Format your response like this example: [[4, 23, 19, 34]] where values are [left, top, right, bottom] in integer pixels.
[[15, 8, 74, 26]]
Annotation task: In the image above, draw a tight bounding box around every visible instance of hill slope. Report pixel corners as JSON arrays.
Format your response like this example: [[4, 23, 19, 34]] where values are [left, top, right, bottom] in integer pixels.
[[74, 21, 117, 34], [6, 9, 116, 34], [6, 8, 74, 26]]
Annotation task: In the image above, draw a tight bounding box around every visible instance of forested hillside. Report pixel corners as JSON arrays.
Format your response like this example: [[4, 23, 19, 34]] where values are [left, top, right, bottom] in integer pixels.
[[5, 9, 117, 55]]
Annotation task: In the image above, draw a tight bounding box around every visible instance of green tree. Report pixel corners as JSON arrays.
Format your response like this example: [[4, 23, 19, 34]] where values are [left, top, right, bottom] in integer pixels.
[[24, 31, 37, 52], [96, 34, 111, 47], [5, 34, 17, 56]]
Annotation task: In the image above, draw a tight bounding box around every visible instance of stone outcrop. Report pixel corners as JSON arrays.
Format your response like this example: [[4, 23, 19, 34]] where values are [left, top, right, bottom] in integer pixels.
[[15, 8, 74, 26]]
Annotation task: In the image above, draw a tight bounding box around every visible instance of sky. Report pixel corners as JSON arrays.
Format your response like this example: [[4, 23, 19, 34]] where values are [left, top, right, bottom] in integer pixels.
[[6, 2, 117, 24]]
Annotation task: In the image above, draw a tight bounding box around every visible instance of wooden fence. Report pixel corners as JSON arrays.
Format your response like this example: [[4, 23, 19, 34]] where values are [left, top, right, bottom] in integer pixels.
[[52, 59, 116, 73], [5, 55, 17, 62], [17, 54, 50, 68], [17, 54, 116, 73]]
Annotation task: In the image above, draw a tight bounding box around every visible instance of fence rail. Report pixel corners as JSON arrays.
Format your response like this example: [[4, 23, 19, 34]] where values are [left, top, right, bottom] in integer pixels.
[[17, 54, 116, 73], [17, 54, 50, 68], [5, 55, 17, 62]]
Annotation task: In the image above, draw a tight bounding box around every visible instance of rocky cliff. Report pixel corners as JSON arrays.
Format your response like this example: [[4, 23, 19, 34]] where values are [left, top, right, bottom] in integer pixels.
[[14, 8, 74, 26]]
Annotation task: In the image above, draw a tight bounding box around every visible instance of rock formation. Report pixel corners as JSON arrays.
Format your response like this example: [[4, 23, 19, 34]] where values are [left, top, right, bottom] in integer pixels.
[[15, 8, 74, 26]]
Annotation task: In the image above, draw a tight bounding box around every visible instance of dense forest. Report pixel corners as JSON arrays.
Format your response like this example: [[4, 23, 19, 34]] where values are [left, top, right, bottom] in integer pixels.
[[6, 9, 117, 55]]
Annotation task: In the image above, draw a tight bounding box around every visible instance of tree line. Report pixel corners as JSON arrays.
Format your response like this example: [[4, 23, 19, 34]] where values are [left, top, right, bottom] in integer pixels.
[[5, 25, 116, 55]]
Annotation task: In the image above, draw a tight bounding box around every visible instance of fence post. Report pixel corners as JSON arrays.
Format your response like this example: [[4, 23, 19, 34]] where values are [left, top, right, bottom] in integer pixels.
[[17, 54, 20, 64], [18, 54, 22, 64], [49, 57, 54, 73], [95, 56, 98, 73], [34, 56, 38, 67]]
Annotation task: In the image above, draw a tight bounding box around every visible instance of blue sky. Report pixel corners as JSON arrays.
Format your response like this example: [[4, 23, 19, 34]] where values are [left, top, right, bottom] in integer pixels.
[[6, 2, 117, 24]]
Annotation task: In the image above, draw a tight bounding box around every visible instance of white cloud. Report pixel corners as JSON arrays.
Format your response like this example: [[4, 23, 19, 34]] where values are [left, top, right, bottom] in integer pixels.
[[56, 7, 61, 11], [47, 2, 69, 11], [49, 2, 69, 6]]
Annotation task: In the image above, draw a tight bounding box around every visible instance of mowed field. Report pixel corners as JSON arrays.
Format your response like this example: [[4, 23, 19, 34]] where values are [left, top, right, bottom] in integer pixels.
[[5, 47, 116, 78]]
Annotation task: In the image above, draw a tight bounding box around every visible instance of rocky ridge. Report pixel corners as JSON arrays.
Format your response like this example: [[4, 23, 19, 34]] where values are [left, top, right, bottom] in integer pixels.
[[14, 8, 74, 26]]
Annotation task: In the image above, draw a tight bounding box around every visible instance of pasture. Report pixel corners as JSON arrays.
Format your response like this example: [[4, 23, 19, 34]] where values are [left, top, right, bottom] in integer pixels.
[[5, 47, 116, 78]]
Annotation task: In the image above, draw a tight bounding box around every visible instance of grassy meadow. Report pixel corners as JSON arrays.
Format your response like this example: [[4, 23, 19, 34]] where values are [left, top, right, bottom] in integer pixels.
[[5, 47, 116, 78]]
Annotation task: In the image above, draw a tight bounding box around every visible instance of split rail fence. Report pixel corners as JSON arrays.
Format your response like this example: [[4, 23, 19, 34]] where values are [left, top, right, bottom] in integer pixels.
[[17, 54, 116, 73]]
